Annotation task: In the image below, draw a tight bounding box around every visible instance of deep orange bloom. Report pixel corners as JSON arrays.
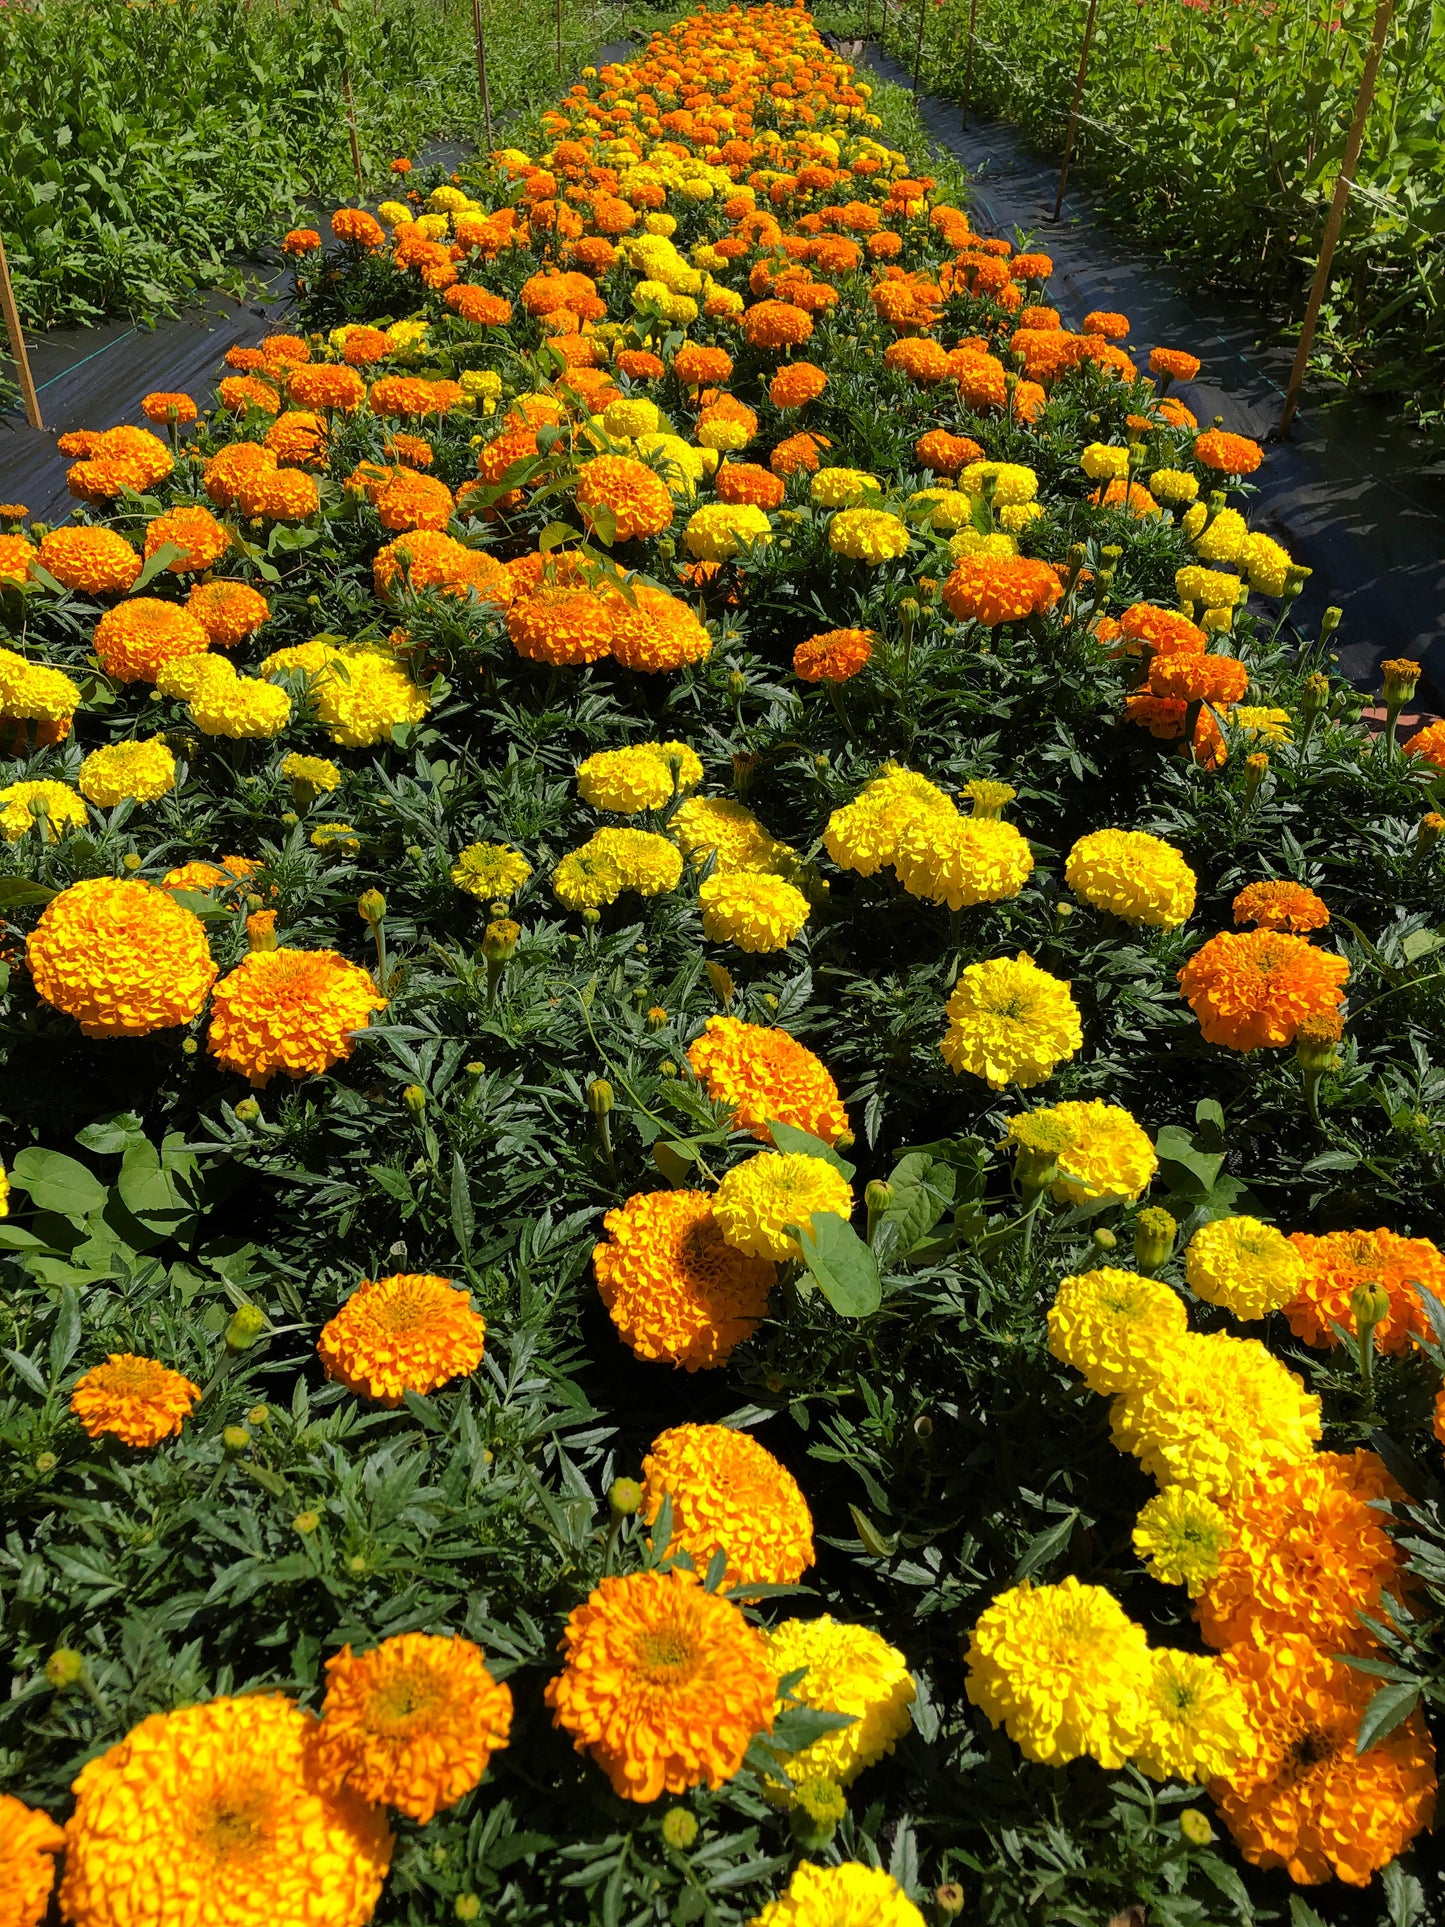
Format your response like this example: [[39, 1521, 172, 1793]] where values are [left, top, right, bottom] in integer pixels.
[[1232, 880, 1329, 933], [792, 626, 873, 682], [1149, 654, 1249, 705], [70, 1353, 201, 1446], [0, 1793, 65, 1927], [206, 947, 387, 1085], [318, 1274, 485, 1405], [1118, 602, 1207, 657], [687, 1013, 850, 1140], [1284, 1226, 1445, 1353], [715, 462, 785, 510], [768, 361, 827, 408], [642, 1421, 814, 1587], [1194, 428, 1264, 474], [1150, 347, 1201, 382], [1177, 929, 1349, 1052], [916, 429, 984, 475], [593, 1189, 774, 1369], [942, 555, 1061, 626]]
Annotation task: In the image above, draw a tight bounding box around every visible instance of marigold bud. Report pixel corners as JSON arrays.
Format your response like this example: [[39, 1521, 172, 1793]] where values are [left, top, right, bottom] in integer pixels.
[[661, 1809, 698, 1851], [1179, 1810, 1214, 1847], [1301, 673, 1331, 718], [46, 1648, 86, 1690], [1295, 1010, 1343, 1074], [225, 1303, 267, 1352], [1133, 1206, 1177, 1274], [609, 1475, 643, 1518], [1418, 813, 1444, 856], [34, 1451, 58, 1474], [293, 1510, 320, 1535], [864, 1179, 893, 1215], [646, 1005, 668, 1031], [246, 909, 278, 952], [222, 1425, 252, 1456], [789, 1776, 845, 1849], [1382, 658, 1420, 707], [1351, 1282, 1391, 1333], [936, 1884, 966, 1919], [454, 1898, 482, 1923], [1092, 1225, 1117, 1251], [234, 1097, 261, 1124], [482, 917, 520, 963], [357, 888, 387, 925], [121, 851, 142, 872], [587, 1077, 614, 1117], [247, 1403, 270, 1427], [728, 670, 747, 699], [1320, 605, 1342, 639]]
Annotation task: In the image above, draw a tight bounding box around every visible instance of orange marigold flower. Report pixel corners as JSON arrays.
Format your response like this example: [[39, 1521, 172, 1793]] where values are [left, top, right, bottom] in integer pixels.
[[616, 348, 665, 381], [642, 1421, 814, 1587], [507, 584, 615, 665], [606, 581, 713, 673], [0, 1793, 65, 1927], [1194, 428, 1264, 475], [1403, 719, 1445, 771], [140, 390, 198, 425], [1177, 929, 1349, 1053], [916, 429, 984, 475], [28, 877, 217, 1035], [770, 430, 830, 477], [236, 465, 319, 522], [1083, 310, 1130, 337], [0, 530, 35, 585], [288, 364, 367, 413], [1091, 478, 1159, 517], [207, 948, 386, 1085], [1284, 1226, 1445, 1354], [1149, 654, 1249, 705], [266, 409, 329, 466], [544, 1567, 776, 1802], [384, 433, 433, 470], [715, 462, 785, 510], [373, 469, 454, 534], [162, 856, 260, 895], [281, 227, 322, 254], [374, 531, 513, 605], [187, 579, 270, 646], [1009, 251, 1053, 281], [688, 1013, 849, 1142], [144, 505, 230, 573], [34, 526, 140, 596], [943, 555, 1062, 627], [768, 361, 827, 408], [218, 374, 281, 416], [884, 336, 950, 383], [202, 440, 276, 508], [1118, 602, 1207, 657], [338, 325, 392, 366], [1211, 1634, 1436, 1887], [792, 626, 872, 683], [1124, 693, 1228, 767], [1232, 880, 1329, 933], [70, 1353, 201, 1446], [318, 1273, 485, 1405], [593, 1189, 774, 1370], [1196, 1450, 1405, 1655], [316, 1634, 512, 1823], [1150, 347, 1201, 382], [331, 207, 385, 248], [67, 425, 174, 502], [374, 375, 466, 419], [742, 300, 813, 351], [226, 347, 266, 373], [673, 343, 734, 387], [576, 454, 674, 540]]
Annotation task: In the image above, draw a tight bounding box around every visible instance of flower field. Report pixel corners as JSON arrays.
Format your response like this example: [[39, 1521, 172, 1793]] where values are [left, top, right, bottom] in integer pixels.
[[4, 6, 1445, 1923]]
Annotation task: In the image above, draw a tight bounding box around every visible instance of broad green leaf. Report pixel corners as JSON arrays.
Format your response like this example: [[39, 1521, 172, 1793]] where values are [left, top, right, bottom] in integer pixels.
[[796, 1211, 880, 1317], [10, 1147, 107, 1220], [652, 1141, 694, 1186], [766, 1118, 855, 1179], [1154, 1123, 1225, 1199], [0, 878, 57, 907], [133, 539, 185, 589]]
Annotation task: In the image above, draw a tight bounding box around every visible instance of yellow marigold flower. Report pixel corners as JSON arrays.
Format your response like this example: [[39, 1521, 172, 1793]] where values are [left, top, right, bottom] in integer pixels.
[[0, 1793, 64, 1927], [809, 467, 880, 509], [684, 502, 772, 560], [1183, 503, 1247, 563], [191, 669, 292, 740], [688, 1015, 849, 1144], [0, 651, 81, 728], [699, 871, 810, 952], [1132, 1650, 1254, 1783], [763, 1617, 914, 1796], [1184, 1214, 1304, 1318], [1132, 1486, 1234, 1596], [940, 953, 1082, 1090], [828, 507, 910, 563], [603, 397, 661, 439], [206, 947, 387, 1086], [59, 1695, 393, 1927], [318, 1273, 485, 1406], [1240, 530, 1297, 597], [1047, 1267, 1188, 1393], [1231, 705, 1292, 744], [1110, 1330, 1321, 1500], [635, 431, 706, 496], [544, 1567, 776, 1801], [70, 1352, 201, 1446], [0, 779, 86, 841], [451, 841, 532, 899], [588, 827, 684, 895], [78, 736, 177, 807], [947, 527, 1018, 561], [1175, 564, 1245, 610], [643, 1420, 814, 1585], [1065, 828, 1196, 927], [1080, 442, 1129, 481], [959, 459, 1038, 505], [1148, 468, 1199, 505], [593, 1189, 774, 1370], [714, 1150, 852, 1262], [672, 796, 797, 876], [1011, 1102, 1157, 1205], [746, 1861, 925, 1927], [964, 1577, 1151, 1767], [260, 639, 430, 747], [27, 878, 216, 1036], [893, 811, 1033, 910], [311, 821, 358, 852], [577, 741, 703, 813], [316, 1633, 512, 1822], [156, 651, 233, 703], [553, 843, 624, 910], [1196, 1449, 1405, 1655], [823, 765, 952, 878], [280, 751, 342, 794]]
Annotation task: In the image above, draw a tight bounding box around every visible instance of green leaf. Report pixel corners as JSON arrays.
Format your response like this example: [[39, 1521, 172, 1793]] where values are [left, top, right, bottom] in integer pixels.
[[652, 1141, 694, 1186], [0, 878, 57, 907], [795, 1211, 880, 1317], [1196, 1852, 1255, 1921], [450, 1152, 474, 1259], [117, 1136, 189, 1228], [9, 1148, 107, 1220], [133, 539, 185, 590], [766, 1118, 855, 1179], [1357, 1678, 1420, 1753], [1013, 1508, 1079, 1579], [75, 1112, 147, 1155], [48, 1285, 82, 1380], [1290, 1898, 1330, 1927], [1154, 1123, 1225, 1199], [879, 1151, 956, 1255], [848, 1501, 898, 1557]]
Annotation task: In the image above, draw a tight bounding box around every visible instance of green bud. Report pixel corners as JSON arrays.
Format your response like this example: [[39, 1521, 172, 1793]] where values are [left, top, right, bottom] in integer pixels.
[[935, 1885, 966, 1920], [402, 1084, 427, 1117], [1320, 605, 1342, 640], [587, 1078, 614, 1117], [788, 1776, 845, 1850], [1351, 1282, 1391, 1333], [224, 1304, 267, 1353], [465, 1061, 486, 1076], [357, 888, 386, 924], [222, 1425, 252, 1457], [34, 1451, 58, 1474], [482, 918, 520, 963], [247, 1404, 270, 1428], [234, 1097, 261, 1125], [454, 1898, 482, 1923], [660, 1808, 698, 1851], [646, 1005, 668, 1031], [1092, 1225, 1117, 1251], [293, 1510, 321, 1535], [46, 1648, 86, 1690], [1179, 1809, 1214, 1847], [864, 1180, 893, 1215], [121, 850, 143, 872], [609, 1476, 643, 1519], [727, 669, 747, 698], [1133, 1206, 1177, 1275]]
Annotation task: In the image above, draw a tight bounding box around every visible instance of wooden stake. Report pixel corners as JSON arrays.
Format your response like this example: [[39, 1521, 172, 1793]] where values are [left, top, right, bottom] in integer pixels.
[[912, 0, 928, 90], [472, 0, 494, 147], [0, 230, 43, 432], [1052, 0, 1100, 220], [1279, 0, 1394, 435], [556, 0, 563, 77], [342, 66, 364, 195], [864, 0, 872, 38], [962, 0, 980, 127]]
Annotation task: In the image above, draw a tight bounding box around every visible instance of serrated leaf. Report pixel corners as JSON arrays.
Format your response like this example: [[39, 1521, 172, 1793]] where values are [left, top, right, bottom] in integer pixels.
[[450, 1152, 474, 1259], [133, 540, 185, 589], [766, 1118, 855, 1178], [1013, 1508, 1079, 1579], [796, 1211, 879, 1316], [1196, 1851, 1254, 1921], [1357, 1678, 1419, 1753]]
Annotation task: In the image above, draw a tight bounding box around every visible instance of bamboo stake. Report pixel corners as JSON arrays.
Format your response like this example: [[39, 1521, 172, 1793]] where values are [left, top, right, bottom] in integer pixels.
[[1052, 0, 1100, 220], [342, 66, 364, 194], [556, 0, 563, 77], [1278, 0, 1394, 436], [0, 231, 43, 432], [472, 0, 494, 147], [962, 0, 980, 127], [911, 0, 927, 90]]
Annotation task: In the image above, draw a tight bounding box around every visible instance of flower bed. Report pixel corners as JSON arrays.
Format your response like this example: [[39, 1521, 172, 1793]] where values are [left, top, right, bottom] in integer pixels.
[[1, 6, 1444, 1922]]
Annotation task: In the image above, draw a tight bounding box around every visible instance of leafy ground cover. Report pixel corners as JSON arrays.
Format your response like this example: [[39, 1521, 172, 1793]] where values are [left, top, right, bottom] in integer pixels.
[[0, 0, 623, 331], [863, 0, 1445, 432], [1, 6, 1445, 1924]]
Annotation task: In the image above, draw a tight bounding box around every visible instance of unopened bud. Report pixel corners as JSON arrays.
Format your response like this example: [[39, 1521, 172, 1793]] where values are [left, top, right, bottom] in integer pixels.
[[482, 918, 520, 963], [293, 1510, 320, 1535], [357, 888, 386, 925], [789, 1776, 845, 1850], [1417, 813, 1444, 856], [609, 1475, 643, 1519], [454, 1898, 482, 1923], [865, 1179, 893, 1215], [222, 1425, 252, 1456], [935, 1884, 966, 1919], [1295, 1010, 1342, 1074], [247, 1404, 270, 1427], [34, 1451, 57, 1474], [1179, 1810, 1214, 1847], [646, 1005, 668, 1031], [1351, 1282, 1391, 1333], [122, 851, 142, 872], [234, 1097, 261, 1124], [587, 1077, 613, 1117], [181, 1036, 198, 1055], [1383, 658, 1421, 708], [1243, 750, 1268, 795], [1319, 605, 1342, 640], [246, 909, 278, 951], [402, 1084, 427, 1117], [225, 1304, 267, 1352], [1301, 673, 1331, 717], [1092, 1225, 1117, 1251], [661, 1808, 698, 1851], [46, 1648, 86, 1690], [1133, 1206, 1177, 1274], [582, 906, 601, 925], [728, 669, 747, 699]]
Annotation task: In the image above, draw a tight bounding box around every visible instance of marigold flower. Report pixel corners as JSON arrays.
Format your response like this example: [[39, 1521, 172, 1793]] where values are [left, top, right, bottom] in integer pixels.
[[28, 877, 216, 1036], [763, 1617, 914, 1797], [78, 736, 178, 806], [1048, 1267, 1188, 1394], [144, 504, 230, 573], [893, 810, 1033, 911], [318, 1273, 484, 1406], [684, 501, 772, 561], [643, 1420, 814, 1584], [699, 870, 809, 952], [828, 506, 909, 563], [742, 299, 813, 350], [1134, 1650, 1253, 1784], [1177, 929, 1349, 1053], [824, 765, 951, 877], [1284, 1225, 1445, 1353], [60, 1695, 392, 1927], [218, 374, 281, 416], [674, 796, 797, 878], [1133, 1487, 1234, 1596], [260, 638, 430, 746], [594, 1190, 774, 1370], [94, 597, 211, 683], [67, 424, 174, 503], [141, 390, 198, 425], [1184, 1215, 1304, 1318], [965, 1577, 1150, 1767], [578, 741, 702, 813], [769, 360, 828, 408], [553, 843, 624, 910], [792, 627, 872, 682], [689, 1014, 848, 1144], [35, 525, 141, 595], [712, 1148, 851, 1264], [1149, 347, 1201, 382], [0, 778, 87, 841], [187, 578, 271, 646], [1013, 1102, 1157, 1206], [941, 953, 1082, 1089], [1231, 879, 1328, 933], [450, 842, 532, 899], [545, 1567, 776, 1801], [332, 206, 386, 248], [287, 364, 367, 413], [746, 1863, 925, 1927], [1065, 828, 1196, 927], [207, 946, 386, 1085], [0, 1793, 65, 1927], [1194, 428, 1263, 475], [770, 431, 830, 477], [942, 554, 1060, 626], [69, 1352, 201, 1446], [915, 429, 984, 476], [1117, 602, 1207, 657], [576, 453, 675, 539], [1149, 653, 1248, 705], [1212, 1635, 1435, 1886], [507, 584, 616, 665], [587, 826, 684, 895], [1403, 718, 1445, 771], [715, 461, 786, 511]]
